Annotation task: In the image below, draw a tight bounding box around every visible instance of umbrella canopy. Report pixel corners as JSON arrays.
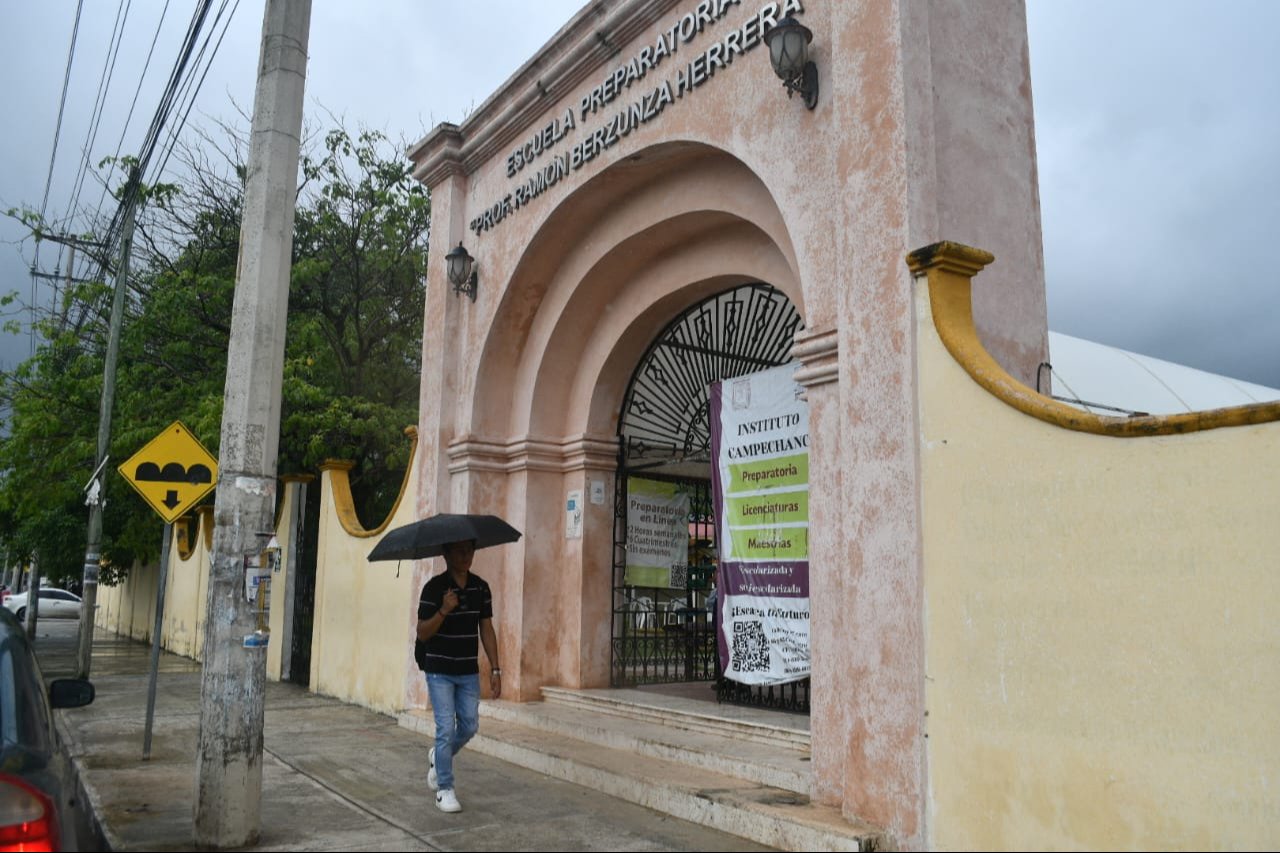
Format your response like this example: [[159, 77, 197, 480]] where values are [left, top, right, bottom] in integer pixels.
[[367, 513, 522, 562]]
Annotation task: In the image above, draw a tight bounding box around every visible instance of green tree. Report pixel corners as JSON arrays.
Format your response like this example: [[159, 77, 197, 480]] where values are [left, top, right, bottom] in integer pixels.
[[0, 124, 428, 581], [282, 128, 430, 513]]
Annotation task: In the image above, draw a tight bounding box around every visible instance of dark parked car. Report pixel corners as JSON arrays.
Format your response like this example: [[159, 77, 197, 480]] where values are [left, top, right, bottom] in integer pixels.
[[0, 607, 95, 851]]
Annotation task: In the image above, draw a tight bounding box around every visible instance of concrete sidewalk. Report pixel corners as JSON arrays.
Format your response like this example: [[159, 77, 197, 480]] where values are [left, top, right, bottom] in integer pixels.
[[33, 619, 774, 852]]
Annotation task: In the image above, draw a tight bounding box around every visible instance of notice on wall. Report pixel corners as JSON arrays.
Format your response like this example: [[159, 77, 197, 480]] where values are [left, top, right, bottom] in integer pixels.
[[624, 476, 690, 588], [710, 363, 810, 685], [566, 489, 583, 539]]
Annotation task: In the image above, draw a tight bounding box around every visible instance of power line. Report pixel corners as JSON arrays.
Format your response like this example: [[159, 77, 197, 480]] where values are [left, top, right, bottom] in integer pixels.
[[55, 0, 132, 320], [96, 1, 214, 262], [83, 0, 175, 249], [152, 0, 242, 184], [135, 1, 216, 178], [37, 0, 86, 231], [32, 0, 86, 356], [64, 0, 133, 242], [38, 0, 242, 346], [63, 1, 218, 338]]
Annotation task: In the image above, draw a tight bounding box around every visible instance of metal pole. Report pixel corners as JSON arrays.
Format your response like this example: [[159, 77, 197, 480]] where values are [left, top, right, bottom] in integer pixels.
[[143, 522, 172, 760], [194, 1, 310, 846], [23, 557, 41, 639], [279, 478, 306, 682], [58, 242, 76, 329], [76, 172, 139, 679]]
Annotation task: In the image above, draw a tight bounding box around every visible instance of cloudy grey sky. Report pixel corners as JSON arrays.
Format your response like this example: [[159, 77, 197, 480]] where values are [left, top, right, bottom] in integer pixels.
[[1, 1, 1277, 389]]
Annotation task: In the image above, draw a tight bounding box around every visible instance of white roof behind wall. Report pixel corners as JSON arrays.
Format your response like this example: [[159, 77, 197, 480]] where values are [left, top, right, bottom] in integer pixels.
[[1047, 332, 1280, 416]]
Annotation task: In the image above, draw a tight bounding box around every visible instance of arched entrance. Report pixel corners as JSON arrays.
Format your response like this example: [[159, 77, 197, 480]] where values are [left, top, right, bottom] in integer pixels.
[[611, 282, 808, 711]]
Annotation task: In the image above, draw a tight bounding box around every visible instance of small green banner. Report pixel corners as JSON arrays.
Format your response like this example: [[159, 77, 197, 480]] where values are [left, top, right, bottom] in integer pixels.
[[624, 476, 690, 588], [726, 526, 808, 560], [726, 453, 809, 494], [725, 490, 808, 526]]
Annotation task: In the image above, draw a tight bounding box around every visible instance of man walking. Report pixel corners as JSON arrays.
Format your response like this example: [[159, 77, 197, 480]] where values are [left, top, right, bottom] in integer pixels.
[[415, 538, 502, 812]]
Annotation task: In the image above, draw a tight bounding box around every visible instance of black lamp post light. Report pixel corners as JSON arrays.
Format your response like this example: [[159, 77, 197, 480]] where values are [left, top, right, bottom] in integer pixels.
[[446, 241, 478, 301], [763, 16, 818, 110]]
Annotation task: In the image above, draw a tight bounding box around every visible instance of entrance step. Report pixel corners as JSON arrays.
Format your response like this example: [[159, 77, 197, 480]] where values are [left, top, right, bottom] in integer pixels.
[[540, 686, 811, 751], [398, 689, 887, 851], [489, 687, 810, 793]]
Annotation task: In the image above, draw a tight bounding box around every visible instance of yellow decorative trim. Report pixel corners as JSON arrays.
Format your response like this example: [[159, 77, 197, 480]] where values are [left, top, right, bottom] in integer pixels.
[[172, 503, 217, 560], [175, 516, 195, 561], [198, 505, 215, 551], [321, 427, 419, 538], [274, 474, 315, 529], [907, 241, 1280, 437]]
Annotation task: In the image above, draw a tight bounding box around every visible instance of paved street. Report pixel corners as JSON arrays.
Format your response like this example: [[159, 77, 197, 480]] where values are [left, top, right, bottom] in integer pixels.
[[33, 618, 775, 852]]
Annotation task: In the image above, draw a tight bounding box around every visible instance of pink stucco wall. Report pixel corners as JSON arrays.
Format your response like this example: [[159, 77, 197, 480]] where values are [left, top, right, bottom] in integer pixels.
[[408, 1, 1046, 845]]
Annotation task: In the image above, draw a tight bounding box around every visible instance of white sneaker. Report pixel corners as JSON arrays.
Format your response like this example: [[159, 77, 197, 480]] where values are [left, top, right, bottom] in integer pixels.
[[428, 748, 437, 790], [435, 788, 461, 813]]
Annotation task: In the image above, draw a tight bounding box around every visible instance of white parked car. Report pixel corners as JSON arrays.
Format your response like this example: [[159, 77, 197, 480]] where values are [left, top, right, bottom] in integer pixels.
[[3, 588, 83, 621]]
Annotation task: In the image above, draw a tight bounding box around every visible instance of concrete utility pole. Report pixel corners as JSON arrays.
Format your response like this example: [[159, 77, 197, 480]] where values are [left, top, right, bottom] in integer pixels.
[[77, 181, 138, 678], [22, 558, 41, 638], [193, 1, 310, 847]]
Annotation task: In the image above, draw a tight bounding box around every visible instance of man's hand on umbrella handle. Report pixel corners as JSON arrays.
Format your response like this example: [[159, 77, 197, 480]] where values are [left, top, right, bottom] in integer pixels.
[[441, 588, 459, 614]]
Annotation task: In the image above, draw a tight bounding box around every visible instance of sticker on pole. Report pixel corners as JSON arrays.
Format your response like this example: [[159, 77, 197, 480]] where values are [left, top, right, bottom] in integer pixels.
[[119, 421, 218, 523]]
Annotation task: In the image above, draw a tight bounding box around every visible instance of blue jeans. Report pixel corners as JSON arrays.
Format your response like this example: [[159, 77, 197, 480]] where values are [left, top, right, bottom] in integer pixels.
[[425, 672, 480, 791]]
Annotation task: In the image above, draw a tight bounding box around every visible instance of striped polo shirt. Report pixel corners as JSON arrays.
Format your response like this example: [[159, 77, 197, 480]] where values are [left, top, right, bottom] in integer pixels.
[[414, 571, 493, 675]]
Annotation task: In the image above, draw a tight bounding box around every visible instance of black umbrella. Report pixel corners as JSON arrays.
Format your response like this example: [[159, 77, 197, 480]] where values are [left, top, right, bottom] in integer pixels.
[[367, 513, 522, 562]]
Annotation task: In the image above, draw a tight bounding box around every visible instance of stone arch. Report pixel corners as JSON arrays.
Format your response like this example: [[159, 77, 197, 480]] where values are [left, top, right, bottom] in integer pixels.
[[458, 141, 809, 695], [472, 141, 804, 444]]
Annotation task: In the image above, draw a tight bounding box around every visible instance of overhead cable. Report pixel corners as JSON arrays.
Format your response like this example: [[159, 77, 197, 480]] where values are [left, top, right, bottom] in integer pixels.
[[64, 0, 132, 242]]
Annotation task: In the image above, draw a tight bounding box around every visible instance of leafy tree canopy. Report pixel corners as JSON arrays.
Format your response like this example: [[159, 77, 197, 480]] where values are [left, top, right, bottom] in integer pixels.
[[0, 123, 429, 582]]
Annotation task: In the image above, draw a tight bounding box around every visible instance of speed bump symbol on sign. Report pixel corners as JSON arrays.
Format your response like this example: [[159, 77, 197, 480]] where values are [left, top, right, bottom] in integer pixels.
[[119, 421, 218, 523]]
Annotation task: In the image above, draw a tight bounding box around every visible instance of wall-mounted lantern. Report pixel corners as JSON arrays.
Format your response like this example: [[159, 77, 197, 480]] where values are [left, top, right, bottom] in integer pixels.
[[446, 242, 478, 301], [763, 16, 818, 110]]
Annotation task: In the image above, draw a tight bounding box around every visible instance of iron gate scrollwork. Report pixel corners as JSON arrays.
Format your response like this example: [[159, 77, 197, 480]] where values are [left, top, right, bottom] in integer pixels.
[[611, 282, 809, 712]]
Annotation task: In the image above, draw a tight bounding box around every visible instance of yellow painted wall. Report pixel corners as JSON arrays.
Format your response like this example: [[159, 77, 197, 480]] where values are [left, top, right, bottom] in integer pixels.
[[915, 268, 1280, 850], [309, 438, 420, 715], [95, 488, 301, 677], [95, 574, 120, 631], [96, 433, 417, 709], [95, 579, 116, 631], [96, 557, 161, 642], [162, 510, 211, 660], [96, 513, 210, 657]]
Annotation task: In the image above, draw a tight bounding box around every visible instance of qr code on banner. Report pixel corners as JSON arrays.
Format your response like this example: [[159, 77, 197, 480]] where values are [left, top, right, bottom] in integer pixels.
[[669, 564, 688, 589], [731, 621, 770, 673]]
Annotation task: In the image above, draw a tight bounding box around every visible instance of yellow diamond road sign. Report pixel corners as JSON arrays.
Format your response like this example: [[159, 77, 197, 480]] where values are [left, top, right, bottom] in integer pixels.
[[119, 421, 218, 523]]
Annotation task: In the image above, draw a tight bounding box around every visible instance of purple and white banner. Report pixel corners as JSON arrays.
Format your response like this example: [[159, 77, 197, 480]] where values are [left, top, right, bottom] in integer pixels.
[[710, 362, 810, 685]]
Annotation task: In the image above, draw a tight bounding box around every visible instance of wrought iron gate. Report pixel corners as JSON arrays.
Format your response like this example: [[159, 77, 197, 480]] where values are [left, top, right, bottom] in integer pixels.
[[288, 482, 319, 686], [611, 282, 809, 711]]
